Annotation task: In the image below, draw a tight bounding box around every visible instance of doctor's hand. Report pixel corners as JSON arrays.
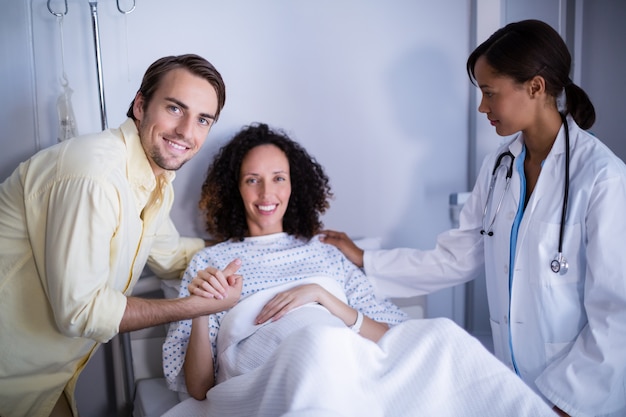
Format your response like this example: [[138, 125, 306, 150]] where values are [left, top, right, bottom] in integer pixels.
[[189, 258, 242, 300], [320, 230, 364, 267]]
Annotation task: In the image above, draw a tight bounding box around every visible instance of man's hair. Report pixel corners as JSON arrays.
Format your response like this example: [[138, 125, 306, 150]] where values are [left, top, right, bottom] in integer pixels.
[[126, 54, 226, 122]]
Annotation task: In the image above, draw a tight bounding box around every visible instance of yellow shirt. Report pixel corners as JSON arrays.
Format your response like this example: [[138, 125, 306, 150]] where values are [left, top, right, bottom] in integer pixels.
[[0, 118, 204, 417]]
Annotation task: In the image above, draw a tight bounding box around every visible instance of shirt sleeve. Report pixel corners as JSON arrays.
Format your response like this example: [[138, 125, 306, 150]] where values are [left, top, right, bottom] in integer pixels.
[[146, 214, 204, 279], [43, 176, 127, 343]]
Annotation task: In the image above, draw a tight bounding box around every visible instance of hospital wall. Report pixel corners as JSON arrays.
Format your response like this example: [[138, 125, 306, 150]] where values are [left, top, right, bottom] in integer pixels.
[[1, 1, 625, 416], [4, 0, 473, 323]]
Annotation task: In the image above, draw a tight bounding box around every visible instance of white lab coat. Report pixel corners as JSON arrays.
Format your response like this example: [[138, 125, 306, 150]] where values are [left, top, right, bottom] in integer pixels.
[[364, 115, 626, 417]]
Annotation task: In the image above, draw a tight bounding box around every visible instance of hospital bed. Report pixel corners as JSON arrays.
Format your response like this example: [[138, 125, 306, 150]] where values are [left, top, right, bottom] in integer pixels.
[[126, 270, 552, 417], [124, 238, 425, 417], [126, 276, 181, 417], [119, 199, 539, 416]]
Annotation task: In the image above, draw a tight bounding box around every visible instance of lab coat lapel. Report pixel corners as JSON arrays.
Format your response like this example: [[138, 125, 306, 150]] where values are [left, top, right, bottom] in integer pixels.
[[514, 126, 567, 255], [507, 138, 524, 211]]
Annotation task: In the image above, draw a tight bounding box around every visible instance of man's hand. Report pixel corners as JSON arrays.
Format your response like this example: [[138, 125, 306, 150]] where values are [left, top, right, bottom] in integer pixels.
[[189, 258, 242, 300], [121, 260, 243, 332], [189, 272, 243, 315]]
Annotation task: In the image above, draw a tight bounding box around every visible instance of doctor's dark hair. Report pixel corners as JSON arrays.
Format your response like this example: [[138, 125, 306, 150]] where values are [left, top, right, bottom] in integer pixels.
[[199, 123, 333, 241], [466, 19, 595, 130], [126, 54, 226, 122]]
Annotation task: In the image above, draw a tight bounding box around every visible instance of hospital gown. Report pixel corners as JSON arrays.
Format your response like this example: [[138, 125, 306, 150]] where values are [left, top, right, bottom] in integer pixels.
[[162, 232, 408, 392]]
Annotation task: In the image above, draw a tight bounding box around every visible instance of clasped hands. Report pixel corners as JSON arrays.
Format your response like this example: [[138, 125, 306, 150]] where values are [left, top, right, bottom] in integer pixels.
[[188, 258, 243, 301], [189, 258, 325, 324]]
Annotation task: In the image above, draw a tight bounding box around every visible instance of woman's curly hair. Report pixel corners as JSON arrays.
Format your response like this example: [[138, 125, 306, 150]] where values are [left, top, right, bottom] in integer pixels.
[[199, 123, 333, 241]]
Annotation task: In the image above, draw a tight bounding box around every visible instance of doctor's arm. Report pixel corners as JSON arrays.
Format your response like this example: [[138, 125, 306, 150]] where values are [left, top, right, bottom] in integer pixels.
[[552, 407, 569, 416], [322, 185, 487, 299]]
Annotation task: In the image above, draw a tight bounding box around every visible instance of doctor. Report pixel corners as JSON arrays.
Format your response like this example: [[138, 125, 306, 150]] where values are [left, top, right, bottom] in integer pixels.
[[322, 20, 626, 417]]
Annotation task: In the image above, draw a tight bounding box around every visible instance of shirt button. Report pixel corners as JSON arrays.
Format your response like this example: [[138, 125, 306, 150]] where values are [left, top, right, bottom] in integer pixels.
[[504, 316, 508, 324]]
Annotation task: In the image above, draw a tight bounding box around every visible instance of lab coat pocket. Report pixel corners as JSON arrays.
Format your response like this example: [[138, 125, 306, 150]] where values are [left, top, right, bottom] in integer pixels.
[[526, 219, 586, 341], [526, 219, 582, 285]]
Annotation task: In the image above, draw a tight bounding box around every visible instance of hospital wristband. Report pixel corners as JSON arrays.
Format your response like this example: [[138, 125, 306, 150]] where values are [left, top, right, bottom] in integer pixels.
[[350, 311, 364, 334]]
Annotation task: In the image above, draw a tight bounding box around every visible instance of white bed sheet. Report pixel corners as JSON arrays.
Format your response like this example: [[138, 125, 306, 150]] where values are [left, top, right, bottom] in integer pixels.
[[163, 316, 554, 417], [158, 239, 551, 416]]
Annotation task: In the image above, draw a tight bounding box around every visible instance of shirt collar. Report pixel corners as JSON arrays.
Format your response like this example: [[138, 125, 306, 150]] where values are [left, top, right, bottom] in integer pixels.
[[119, 118, 176, 214], [120, 118, 176, 191]]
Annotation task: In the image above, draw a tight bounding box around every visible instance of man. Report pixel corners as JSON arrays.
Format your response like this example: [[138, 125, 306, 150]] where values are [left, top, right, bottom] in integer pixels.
[[0, 54, 242, 417]]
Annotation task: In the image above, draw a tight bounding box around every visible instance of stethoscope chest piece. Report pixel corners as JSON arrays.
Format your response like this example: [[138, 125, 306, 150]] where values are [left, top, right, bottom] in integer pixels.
[[551, 253, 569, 275]]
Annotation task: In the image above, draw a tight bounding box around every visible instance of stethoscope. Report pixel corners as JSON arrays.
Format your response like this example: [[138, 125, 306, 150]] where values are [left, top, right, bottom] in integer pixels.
[[481, 113, 570, 275]]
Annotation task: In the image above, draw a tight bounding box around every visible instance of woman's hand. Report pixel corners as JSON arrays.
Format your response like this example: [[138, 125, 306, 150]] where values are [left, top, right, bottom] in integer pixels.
[[255, 284, 323, 324], [320, 230, 365, 267], [189, 258, 242, 300], [257, 282, 390, 342]]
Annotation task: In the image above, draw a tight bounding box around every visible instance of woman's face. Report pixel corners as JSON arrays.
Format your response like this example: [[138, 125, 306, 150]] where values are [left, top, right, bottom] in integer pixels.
[[239, 144, 291, 237], [474, 55, 536, 137]]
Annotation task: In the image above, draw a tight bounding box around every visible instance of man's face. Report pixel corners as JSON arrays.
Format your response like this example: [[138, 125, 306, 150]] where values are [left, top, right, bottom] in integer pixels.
[[133, 68, 219, 176]]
